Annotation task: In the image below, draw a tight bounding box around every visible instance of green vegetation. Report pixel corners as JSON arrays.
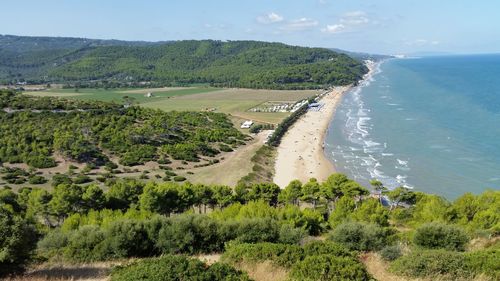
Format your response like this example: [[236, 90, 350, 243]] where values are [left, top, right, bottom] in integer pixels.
[[0, 173, 498, 279], [111, 254, 251, 281], [0, 90, 245, 168], [413, 222, 469, 251], [2, 36, 368, 89]]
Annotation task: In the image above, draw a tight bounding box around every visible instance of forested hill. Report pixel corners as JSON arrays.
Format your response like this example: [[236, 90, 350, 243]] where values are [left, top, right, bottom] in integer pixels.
[[0, 35, 367, 89]]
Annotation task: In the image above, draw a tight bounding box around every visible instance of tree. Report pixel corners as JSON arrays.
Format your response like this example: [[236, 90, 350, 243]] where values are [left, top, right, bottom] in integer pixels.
[[26, 188, 52, 226], [82, 184, 106, 211], [301, 178, 321, 209], [246, 183, 280, 206], [279, 180, 302, 206], [49, 184, 84, 222], [0, 207, 38, 276], [106, 179, 144, 210], [191, 184, 215, 213], [211, 185, 234, 209], [387, 186, 416, 210], [370, 179, 386, 204], [341, 180, 369, 208], [322, 173, 349, 202], [328, 196, 356, 227], [351, 198, 389, 227]]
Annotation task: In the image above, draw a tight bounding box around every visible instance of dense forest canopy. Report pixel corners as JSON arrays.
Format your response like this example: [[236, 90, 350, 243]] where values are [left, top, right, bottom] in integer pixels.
[[0, 90, 245, 168], [0, 35, 368, 89]]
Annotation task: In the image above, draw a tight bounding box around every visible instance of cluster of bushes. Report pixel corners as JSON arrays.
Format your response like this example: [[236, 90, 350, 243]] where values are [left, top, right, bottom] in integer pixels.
[[0, 167, 47, 185], [386, 222, 499, 280], [222, 241, 372, 281], [110, 254, 251, 281], [0, 90, 245, 169], [1, 173, 499, 279], [390, 248, 499, 279], [38, 214, 304, 262]]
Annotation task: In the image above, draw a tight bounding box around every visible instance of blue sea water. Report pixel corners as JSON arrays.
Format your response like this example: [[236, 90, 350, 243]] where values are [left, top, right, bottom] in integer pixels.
[[325, 55, 500, 199]]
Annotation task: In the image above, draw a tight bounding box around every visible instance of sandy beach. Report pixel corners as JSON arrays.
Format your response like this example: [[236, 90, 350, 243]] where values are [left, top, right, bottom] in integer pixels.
[[273, 85, 351, 187], [274, 61, 377, 187]]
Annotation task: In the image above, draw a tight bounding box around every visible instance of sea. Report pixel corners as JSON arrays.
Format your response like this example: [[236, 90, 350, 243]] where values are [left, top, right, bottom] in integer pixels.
[[324, 54, 500, 199]]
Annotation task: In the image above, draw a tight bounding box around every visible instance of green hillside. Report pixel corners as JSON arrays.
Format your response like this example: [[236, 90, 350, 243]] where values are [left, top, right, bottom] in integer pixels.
[[0, 36, 367, 89]]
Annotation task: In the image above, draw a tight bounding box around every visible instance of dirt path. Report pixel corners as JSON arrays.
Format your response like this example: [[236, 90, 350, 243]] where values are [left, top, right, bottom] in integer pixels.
[[183, 132, 267, 186]]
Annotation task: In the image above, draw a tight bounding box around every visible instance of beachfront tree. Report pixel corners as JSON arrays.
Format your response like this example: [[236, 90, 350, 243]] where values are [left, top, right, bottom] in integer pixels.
[[341, 181, 369, 208], [387, 186, 417, 211], [301, 178, 322, 209], [322, 173, 349, 212], [246, 183, 280, 206], [370, 179, 387, 204], [279, 180, 302, 206]]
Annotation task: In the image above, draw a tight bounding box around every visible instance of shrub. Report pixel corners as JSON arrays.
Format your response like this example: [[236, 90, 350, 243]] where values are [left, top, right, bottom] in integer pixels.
[[413, 223, 469, 251], [465, 248, 500, 279], [73, 174, 92, 184], [173, 176, 186, 182], [37, 229, 69, 259], [222, 242, 304, 268], [328, 222, 389, 251], [110, 254, 251, 281], [219, 144, 234, 152], [302, 241, 354, 258], [28, 175, 47, 184], [95, 220, 155, 260], [278, 224, 305, 244], [156, 215, 224, 254], [379, 245, 402, 261], [289, 254, 372, 281], [63, 225, 105, 262], [390, 249, 472, 279]]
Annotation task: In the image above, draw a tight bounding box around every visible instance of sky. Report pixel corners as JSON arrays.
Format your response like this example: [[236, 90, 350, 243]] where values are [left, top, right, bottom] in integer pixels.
[[1, 0, 500, 55]]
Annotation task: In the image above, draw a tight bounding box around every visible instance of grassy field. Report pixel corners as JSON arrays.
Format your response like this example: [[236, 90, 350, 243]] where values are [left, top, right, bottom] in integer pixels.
[[24, 87, 220, 104], [24, 87, 318, 124]]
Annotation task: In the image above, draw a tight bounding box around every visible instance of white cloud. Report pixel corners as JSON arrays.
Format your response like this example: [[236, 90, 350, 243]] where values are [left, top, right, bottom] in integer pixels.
[[256, 12, 284, 24], [321, 11, 371, 35], [280, 17, 319, 32], [321, 24, 345, 34]]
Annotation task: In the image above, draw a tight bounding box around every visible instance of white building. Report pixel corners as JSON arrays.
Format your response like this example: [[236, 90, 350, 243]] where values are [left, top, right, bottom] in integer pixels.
[[240, 120, 254, 129]]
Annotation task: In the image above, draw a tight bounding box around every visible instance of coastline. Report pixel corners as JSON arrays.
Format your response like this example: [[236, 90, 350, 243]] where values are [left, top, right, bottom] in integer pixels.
[[273, 61, 378, 187]]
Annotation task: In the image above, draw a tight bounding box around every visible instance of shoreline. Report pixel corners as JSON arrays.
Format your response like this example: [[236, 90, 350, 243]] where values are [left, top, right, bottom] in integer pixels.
[[273, 61, 378, 187]]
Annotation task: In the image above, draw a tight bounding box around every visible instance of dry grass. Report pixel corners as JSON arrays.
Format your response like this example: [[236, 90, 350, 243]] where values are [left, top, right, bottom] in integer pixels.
[[195, 253, 222, 266], [361, 253, 414, 281], [4, 261, 120, 281], [361, 253, 493, 281], [235, 261, 289, 281], [182, 133, 267, 186]]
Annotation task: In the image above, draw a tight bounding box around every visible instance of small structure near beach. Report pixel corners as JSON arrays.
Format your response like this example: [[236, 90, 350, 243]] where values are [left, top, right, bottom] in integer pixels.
[[240, 120, 253, 129]]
